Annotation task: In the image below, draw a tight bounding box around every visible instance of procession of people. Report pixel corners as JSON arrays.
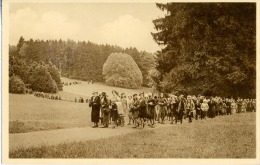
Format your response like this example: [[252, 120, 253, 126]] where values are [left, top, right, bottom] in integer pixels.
[[89, 90, 256, 129]]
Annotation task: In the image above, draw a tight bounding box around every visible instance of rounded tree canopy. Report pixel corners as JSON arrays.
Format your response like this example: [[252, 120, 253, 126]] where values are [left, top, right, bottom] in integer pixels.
[[102, 52, 143, 89]]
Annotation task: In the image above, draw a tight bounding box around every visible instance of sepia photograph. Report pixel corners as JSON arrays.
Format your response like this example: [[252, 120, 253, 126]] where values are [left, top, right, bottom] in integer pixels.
[[1, 0, 259, 163]]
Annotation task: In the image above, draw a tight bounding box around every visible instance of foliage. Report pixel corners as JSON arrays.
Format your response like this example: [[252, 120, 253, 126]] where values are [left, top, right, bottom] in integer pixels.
[[28, 64, 58, 93], [47, 62, 63, 91], [9, 40, 63, 93], [103, 53, 143, 88], [9, 75, 26, 94], [11, 38, 155, 86], [151, 3, 256, 98]]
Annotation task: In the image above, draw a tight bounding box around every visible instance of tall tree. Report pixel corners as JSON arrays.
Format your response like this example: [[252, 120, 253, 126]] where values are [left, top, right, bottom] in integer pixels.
[[152, 3, 256, 98]]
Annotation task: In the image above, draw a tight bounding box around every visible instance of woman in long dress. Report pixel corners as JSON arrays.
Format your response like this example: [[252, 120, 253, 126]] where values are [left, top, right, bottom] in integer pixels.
[[101, 92, 109, 128], [231, 99, 237, 115], [126, 95, 134, 125], [89, 91, 101, 128], [110, 90, 121, 128]]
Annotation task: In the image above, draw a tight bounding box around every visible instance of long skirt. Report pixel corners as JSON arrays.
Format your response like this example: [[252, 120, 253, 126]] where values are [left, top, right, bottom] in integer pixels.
[[132, 109, 139, 119], [148, 107, 155, 119], [221, 108, 226, 114], [231, 108, 236, 114], [128, 110, 133, 118], [102, 108, 109, 125], [139, 108, 147, 118], [111, 110, 118, 121], [91, 109, 100, 123], [155, 105, 159, 116], [159, 106, 166, 118]]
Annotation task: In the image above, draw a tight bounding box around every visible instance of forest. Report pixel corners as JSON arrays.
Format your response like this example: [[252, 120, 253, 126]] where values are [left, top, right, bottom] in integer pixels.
[[9, 37, 155, 93], [151, 3, 256, 98]]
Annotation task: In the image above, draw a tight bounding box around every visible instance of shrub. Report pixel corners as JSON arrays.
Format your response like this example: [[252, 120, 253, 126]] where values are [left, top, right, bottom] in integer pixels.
[[48, 63, 63, 91], [28, 65, 58, 93], [9, 75, 26, 94], [102, 52, 143, 88]]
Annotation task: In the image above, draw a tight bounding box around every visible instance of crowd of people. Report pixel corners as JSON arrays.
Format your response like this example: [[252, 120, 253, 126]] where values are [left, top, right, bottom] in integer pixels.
[[33, 91, 90, 103], [34, 92, 62, 100], [62, 81, 81, 86], [89, 90, 256, 129]]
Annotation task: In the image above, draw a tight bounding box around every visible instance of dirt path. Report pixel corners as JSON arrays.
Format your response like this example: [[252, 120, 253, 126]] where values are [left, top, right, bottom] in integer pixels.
[[9, 123, 174, 151]]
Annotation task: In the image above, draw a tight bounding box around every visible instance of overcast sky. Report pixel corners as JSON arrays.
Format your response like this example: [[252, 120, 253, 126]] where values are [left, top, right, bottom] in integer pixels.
[[9, 3, 165, 53]]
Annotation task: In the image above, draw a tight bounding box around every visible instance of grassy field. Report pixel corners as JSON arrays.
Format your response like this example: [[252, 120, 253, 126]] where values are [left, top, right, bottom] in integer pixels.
[[9, 113, 256, 158], [9, 79, 152, 133], [9, 94, 91, 133], [61, 77, 153, 98]]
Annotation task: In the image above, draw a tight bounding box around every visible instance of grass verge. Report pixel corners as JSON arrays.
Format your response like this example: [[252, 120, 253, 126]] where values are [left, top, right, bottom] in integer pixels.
[[9, 113, 256, 158]]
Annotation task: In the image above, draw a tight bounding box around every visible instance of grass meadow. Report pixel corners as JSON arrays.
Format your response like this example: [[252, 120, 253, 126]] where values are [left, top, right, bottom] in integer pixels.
[[9, 94, 91, 133], [10, 113, 256, 158], [9, 79, 152, 133]]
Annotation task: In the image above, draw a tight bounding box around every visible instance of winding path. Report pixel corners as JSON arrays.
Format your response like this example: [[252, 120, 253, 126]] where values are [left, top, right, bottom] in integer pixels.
[[9, 122, 176, 151]]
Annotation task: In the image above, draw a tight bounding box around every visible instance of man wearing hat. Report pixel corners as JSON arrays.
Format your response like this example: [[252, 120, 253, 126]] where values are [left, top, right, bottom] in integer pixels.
[[132, 94, 140, 128], [158, 93, 167, 124], [147, 93, 156, 127], [138, 92, 146, 129], [177, 94, 186, 124], [89, 91, 101, 128], [101, 92, 109, 128], [186, 95, 195, 123], [126, 94, 134, 125]]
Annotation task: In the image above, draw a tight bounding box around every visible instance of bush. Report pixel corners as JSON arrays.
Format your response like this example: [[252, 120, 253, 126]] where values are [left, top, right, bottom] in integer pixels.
[[102, 53, 143, 88], [28, 65, 58, 93], [9, 75, 26, 94], [48, 63, 63, 91]]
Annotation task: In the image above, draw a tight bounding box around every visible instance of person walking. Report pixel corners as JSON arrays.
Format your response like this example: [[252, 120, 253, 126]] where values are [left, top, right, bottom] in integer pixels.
[[101, 92, 109, 128], [126, 95, 134, 125], [158, 93, 167, 124], [132, 94, 140, 128], [169, 95, 178, 124], [231, 99, 237, 115], [201, 99, 209, 119], [89, 91, 101, 128], [120, 93, 128, 127], [186, 96, 195, 123], [147, 93, 156, 127], [110, 90, 120, 128], [177, 95, 186, 124]]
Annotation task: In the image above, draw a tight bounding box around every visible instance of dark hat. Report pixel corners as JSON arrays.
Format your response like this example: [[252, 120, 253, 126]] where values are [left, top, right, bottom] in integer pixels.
[[133, 94, 137, 97], [101, 92, 106, 96]]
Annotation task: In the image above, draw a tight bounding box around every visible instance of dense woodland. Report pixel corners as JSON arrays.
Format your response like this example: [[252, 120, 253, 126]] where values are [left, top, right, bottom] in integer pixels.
[[9, 37, 155, 93], [151, 3, 256, 98]]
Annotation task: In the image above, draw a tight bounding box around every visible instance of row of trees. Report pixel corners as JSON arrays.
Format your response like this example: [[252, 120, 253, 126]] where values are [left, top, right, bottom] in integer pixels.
[[10, 45, 62, 93], [151, 3, 256, 98], [13, 37, 155, 87]]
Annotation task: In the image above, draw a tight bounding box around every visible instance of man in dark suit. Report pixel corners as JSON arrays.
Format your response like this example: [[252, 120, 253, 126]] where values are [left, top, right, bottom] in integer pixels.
[[177, 95, 186, 124], [89, 91, 101, 128]]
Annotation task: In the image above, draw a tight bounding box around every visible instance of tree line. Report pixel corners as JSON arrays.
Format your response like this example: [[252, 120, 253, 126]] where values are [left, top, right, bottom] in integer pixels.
[[150, 3, 256, 98], [9, 37, 155, 93]]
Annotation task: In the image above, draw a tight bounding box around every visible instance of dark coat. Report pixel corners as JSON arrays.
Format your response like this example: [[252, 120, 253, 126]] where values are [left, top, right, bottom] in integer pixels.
[[147, 98, 156, 118], [208, 100, 216, 118], [101, 97, 109, 125], [89, 96, 101, 123], [138, 98, 147, 118]]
